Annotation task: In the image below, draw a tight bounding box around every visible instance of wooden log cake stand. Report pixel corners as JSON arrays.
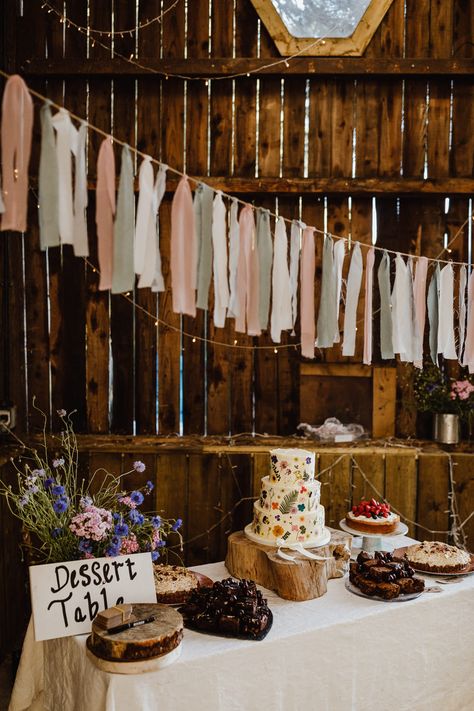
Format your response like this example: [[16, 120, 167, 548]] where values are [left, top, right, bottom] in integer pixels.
[[225, 528, 352, 601]]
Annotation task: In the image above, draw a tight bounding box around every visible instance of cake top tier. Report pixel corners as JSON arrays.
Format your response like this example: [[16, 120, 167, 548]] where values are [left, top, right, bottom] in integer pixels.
[[269, 448, 315, 484]]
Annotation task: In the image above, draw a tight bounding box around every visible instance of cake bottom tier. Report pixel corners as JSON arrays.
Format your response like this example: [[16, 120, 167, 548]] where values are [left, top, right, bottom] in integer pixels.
[[251, 503, 325, 545]]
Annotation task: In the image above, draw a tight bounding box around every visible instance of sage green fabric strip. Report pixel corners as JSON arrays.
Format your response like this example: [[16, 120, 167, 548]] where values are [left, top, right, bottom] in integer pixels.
[[38, 102, 60, 249], [195, 183, 214, 310], [427, 265, 440, 366], [256, 208, 273, 331], [112, 145, 135, 294], [377, 250, 394, 359], [316, 235, 337, 348]]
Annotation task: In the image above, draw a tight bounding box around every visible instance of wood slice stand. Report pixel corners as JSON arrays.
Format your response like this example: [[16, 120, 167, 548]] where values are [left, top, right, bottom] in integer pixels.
[[225, 527, 352, 601]]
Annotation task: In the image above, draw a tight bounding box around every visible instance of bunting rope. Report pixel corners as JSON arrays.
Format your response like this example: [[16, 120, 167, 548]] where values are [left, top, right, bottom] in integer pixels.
[[1, 66, 471, 268]]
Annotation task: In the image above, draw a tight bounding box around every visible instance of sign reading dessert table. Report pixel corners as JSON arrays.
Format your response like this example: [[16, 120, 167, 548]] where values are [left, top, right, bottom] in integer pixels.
[[29, 552, 157, 641]]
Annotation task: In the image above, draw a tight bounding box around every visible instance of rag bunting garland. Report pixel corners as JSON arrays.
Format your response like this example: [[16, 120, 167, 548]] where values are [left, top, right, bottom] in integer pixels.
[[1, 75, 473, 371]]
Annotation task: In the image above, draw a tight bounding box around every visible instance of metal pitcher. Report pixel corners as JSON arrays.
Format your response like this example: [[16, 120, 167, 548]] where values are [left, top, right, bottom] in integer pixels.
[[433, 413, 460, 444]]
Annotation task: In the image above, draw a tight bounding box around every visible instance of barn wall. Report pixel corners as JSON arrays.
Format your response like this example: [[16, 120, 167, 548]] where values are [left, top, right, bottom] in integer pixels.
[[1, 0, 474, 437]]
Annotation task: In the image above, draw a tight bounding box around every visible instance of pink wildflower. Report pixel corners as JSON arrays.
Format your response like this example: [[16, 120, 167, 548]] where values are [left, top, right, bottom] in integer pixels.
[[118, 496, 137, 509], [120, 533, 140, 554], [69, 506, 113, 541]]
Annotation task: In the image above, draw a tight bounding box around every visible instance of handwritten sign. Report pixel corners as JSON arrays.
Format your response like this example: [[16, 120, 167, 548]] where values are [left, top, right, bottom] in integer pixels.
[[29, 552, 157, 641]]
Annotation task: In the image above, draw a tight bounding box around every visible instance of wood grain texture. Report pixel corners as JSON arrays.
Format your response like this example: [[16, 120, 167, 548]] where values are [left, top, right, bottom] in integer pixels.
[[416, 454, 450, 542], [385, 454, 418, 537]]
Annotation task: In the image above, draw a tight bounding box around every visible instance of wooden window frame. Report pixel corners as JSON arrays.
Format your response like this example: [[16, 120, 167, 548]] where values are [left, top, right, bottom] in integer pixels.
[[250, 0, 394, 56]]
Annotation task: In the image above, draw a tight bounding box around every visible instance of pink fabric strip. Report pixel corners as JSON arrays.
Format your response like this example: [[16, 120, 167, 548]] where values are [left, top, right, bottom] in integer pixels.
[[235, 205, 260, 335], [96, 139, 116, 290], [300, 227, 316, 359], [171, 176, 197, 316], [413, 256, 429, 369], [1, 75, 33, 232], [363, 247, 375, 365]]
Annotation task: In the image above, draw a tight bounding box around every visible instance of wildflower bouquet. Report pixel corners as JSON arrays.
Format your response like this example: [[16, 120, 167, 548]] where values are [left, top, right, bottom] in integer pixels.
[[0, 408, 183, 564], [414, 364, 474, 421]]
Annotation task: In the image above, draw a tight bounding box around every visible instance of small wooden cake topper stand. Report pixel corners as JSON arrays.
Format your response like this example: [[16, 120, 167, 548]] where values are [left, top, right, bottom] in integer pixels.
[[225, 527, 352, 601], [339, 519, 409, 554]]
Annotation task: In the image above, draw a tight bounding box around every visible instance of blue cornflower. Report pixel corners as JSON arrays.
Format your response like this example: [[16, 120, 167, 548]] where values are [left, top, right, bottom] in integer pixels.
[[130, 490, 144, 506], [145, 480, 154, 492], [51, 527, 63, 539], [106, 545, 120, 557], [151, 551, 160, 562], [172, 518, 183, 532], [129, 509, 144, 526], [78, 539, 93, 553], [114, 521, 129, 537], [151, 515, 162, 529], [110, 535, 121, 547], [113, 512, 121, 521], [156, 540, 166, 548], [52, 458, 65, 468], [53, 497, 69, 514], [44, 477, 55, 490], [52, 484, 66, 497], [133, 461, 146, 473]]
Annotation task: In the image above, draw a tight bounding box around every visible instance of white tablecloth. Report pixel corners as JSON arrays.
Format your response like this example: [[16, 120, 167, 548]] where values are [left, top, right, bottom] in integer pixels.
[[9, 535, 474, 711]]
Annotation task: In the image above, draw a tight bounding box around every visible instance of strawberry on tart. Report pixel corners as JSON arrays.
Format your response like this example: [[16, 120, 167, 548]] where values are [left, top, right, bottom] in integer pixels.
[[346, 498, 400, 535]]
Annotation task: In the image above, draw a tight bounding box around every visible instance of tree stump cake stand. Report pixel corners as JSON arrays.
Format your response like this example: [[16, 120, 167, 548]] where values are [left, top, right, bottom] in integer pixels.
[[225, 527, 352, 601]]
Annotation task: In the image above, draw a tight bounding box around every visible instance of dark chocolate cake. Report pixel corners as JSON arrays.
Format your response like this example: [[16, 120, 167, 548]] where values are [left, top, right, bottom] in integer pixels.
[[178, 577, 272, 640]]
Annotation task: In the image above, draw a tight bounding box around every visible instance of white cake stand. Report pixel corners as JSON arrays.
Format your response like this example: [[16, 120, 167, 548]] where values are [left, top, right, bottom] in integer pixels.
[[244, 523, 331, 549], [339, 519, 408, 554]]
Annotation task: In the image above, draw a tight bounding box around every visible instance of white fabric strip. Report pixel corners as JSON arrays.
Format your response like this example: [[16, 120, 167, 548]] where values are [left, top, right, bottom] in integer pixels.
[[427, 266, 440, 367], [227, 199, 240, 318], [138, 164, 167, 291], [333, 239, 345, 343], [72, 121, 89, 257], [211, 192, 229, 328], [437, 263, 458, 360], [51, 108, 77, 245], [270, 216, 292, 343], [289, 220, 302, 330], [459, 265, 467, 365], [134, 156, 154, 276], [391, 254, 414, 362], [342, 242, 363, 357], [363, 247, 375, 365], [412, 256, 428, 369], [464, 269, 474, 373], [377, 250, 394, 360]]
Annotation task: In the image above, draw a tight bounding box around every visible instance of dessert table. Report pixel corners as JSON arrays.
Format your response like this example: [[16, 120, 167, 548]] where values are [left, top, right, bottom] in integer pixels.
[[9, 535, 474, 711]]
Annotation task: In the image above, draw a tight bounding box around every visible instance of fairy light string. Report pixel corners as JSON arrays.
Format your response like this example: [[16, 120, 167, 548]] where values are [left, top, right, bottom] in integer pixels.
[[42, 0, 182, 37]]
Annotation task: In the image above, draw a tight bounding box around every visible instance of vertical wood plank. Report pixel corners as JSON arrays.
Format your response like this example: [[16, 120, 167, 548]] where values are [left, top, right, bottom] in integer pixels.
[[416, 455, 450, 542], [156, 453, 188, 563], [186, 454, 222, 565], [452, 453, 474, 549], [351, 453, 386, 507], [318, 453, 352, 530], [385, 454, 418, 537]]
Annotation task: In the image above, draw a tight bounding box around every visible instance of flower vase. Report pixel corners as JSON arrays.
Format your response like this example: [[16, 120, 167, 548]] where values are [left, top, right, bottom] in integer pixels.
[[432, 413, 460, 444]]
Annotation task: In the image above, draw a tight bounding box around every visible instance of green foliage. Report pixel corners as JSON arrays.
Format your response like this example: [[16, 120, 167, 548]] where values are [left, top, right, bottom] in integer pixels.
[[279, 491, 298, 514]]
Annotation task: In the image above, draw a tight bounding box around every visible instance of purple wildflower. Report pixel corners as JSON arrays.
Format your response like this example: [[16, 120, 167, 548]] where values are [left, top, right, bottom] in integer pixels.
[[151, 551, 160, 562], [151, 515, 161, 529], [51, 527, 63, 539], [53, 497, 69, 514], [27, 485, 39, 495], [145, 480, 154, 492], [52, 484, 66, 497], [129, 509, 144, 526], [44, 477, 55, 490], [114, 521, 129, 537], [80, 496, 93, 509], [19, 495, 29, 507], [130, 490, 144, 506], [172, 518, 183, 532], [78, 539, 93, 554], [52, 458, 65, 469], [32, 468, 46, 477], [133, 461, 146, 473], [106, 543, 120, 557]]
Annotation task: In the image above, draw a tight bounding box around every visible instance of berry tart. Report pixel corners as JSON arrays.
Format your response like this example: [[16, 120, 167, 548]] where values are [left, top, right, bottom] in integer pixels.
[[346, 498, 400, 535]]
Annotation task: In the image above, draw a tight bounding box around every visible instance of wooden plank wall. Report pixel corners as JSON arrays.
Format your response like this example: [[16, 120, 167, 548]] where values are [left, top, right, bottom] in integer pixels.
[[0, 0, 474, 438], [1, 441, 472, 657]]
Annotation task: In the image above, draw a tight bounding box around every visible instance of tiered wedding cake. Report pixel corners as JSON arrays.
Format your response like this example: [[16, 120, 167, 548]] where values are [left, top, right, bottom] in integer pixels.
[[247, 448, 328, 547]]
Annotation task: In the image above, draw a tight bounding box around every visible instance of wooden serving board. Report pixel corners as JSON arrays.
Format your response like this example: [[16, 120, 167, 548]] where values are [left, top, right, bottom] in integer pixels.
[[225, 528, 352, 601], [89, 603, 183, 663]]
